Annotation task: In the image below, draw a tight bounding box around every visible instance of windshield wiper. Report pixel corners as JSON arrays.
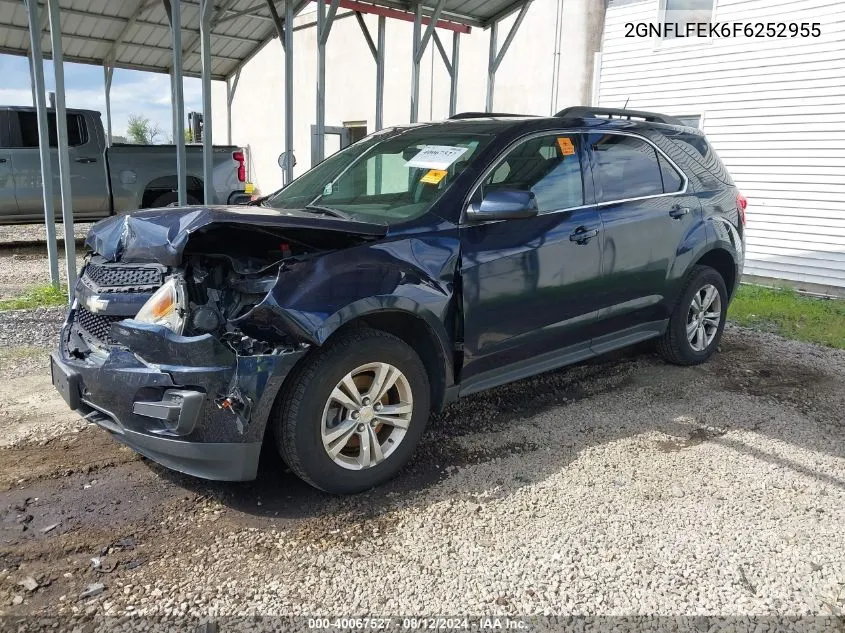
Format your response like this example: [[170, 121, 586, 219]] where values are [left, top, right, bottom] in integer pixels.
[[304, 204, 349, 219]]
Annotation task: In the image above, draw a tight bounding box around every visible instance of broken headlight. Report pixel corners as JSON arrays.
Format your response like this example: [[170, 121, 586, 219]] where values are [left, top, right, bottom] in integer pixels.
[[135, 276, 186, 334]]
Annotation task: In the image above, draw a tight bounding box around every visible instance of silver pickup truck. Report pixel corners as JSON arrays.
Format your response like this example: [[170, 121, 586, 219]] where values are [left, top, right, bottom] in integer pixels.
[[0, 106, 248, 224]]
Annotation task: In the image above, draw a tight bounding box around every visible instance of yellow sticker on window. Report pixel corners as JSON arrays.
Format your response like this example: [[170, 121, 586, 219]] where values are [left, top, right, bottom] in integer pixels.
[[556, 137, 576, 156], [420, 169, 448, 184]]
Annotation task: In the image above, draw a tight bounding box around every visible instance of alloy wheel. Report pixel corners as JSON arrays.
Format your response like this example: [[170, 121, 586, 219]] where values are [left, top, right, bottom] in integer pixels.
[[686, 283, 722, 352], [320, 362, 413, 470]]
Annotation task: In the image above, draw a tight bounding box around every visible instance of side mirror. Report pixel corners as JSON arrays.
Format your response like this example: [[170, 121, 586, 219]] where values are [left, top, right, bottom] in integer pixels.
[[467, 189, 538, 222]]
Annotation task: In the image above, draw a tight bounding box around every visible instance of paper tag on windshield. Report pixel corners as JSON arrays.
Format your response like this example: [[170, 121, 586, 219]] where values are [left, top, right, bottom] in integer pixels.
[[406, 145, 469, 170]]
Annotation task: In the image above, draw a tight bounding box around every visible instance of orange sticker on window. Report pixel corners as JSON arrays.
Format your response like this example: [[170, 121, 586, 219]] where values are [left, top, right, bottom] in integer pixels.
[[556, 137, 576, 156], [420, 169, 448, 184]]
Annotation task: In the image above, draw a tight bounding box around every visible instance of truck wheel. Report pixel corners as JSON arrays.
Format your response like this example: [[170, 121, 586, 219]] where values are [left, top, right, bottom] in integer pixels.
[[149, 192, 201, 208], [657, 265, 728, 366], [276, 327, 431, 494]]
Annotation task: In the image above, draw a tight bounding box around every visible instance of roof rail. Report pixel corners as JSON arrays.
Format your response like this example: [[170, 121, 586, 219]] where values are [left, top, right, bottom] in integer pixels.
[[555, 107, 683, 126], [448, 112, 525, 120]]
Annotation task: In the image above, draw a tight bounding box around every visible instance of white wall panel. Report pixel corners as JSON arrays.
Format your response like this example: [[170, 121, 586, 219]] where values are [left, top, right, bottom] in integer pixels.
[[600, 0, 845, 288]]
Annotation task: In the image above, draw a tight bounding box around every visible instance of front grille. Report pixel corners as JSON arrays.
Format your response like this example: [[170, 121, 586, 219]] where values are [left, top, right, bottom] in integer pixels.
[[75, 306, 126, 345], [84, 261, 163, 290]]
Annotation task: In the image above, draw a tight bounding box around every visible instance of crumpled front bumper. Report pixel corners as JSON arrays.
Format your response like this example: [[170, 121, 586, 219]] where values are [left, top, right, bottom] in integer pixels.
[[52, 308, 306, 481]]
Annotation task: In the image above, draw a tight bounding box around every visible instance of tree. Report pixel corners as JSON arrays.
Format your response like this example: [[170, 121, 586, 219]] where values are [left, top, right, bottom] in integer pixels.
[[126, 114, 163, 144]]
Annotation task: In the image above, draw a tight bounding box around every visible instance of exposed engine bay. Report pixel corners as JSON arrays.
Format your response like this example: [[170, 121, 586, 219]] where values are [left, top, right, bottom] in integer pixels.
[[70, 223, 378, 359]]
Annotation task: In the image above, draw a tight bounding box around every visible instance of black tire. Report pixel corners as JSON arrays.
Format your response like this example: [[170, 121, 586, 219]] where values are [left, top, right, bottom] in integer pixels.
[[657, 265, 728, 366], [149, 192, 201, 208], [276, 327, 431, 494]]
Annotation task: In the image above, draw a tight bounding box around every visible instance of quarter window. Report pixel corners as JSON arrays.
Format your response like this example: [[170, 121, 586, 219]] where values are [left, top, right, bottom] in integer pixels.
[[659, 154, 684, 193], [482, 134, 584, 214]]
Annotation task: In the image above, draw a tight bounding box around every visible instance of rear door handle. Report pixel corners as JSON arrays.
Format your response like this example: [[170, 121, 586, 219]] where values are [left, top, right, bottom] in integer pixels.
[[0, 158, 7, 163], [75, 157, 97, 164], [669, 206, 690, 219], [569, 227, 599, 244]]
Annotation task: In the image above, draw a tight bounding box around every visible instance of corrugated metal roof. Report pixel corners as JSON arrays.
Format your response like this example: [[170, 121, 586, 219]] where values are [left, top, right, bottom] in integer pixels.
[[0, 0, 530, 81]]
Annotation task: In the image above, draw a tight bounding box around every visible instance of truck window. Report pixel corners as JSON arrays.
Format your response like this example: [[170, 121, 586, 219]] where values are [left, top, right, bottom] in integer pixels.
[[15, 111, 87, 148]]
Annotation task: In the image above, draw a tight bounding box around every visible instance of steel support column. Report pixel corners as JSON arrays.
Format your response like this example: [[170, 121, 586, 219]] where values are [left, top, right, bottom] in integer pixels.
[[199, 0, 213, 204], [226, 69, 240, 145], [376, 15, 386, 130], [46, 0, 77, 291], [284, 0, 295, 183], [433, 29, 460, 117], [485, 21, 497, 112], [354, 11, 386, 132], [410, 0, 445, 123], [169, 0, 187, 205], [314, 0, 340, 165], [24, 0, 59, 287], [486, 2, 531, 113], [409, 4, 421, 123], [103, 64, 114, 146]]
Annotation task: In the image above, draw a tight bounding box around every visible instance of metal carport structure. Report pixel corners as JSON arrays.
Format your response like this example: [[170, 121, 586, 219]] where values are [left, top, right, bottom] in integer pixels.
[[1, 0, 533, 293]]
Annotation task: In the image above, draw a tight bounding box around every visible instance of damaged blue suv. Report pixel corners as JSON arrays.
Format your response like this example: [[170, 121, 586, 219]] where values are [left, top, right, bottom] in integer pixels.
[[51, 107, 745, 494]]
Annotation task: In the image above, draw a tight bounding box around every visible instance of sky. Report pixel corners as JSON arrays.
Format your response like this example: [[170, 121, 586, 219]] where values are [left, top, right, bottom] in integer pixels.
[[0, 53, 203, 141]]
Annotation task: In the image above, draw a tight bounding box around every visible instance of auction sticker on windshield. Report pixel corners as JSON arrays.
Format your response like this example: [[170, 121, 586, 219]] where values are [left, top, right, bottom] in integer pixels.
[[406, 145, 469, 170]]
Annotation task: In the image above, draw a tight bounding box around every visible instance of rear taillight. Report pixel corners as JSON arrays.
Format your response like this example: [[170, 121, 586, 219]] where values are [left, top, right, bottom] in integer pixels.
[[233, 150, 246, 182], [736, 192, 748, 226]]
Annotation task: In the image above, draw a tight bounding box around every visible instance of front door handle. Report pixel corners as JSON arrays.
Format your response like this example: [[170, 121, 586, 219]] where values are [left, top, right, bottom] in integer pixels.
[[75, 157, 97, 164], [569, 226, 599, 244], [0, 158, 7, 163], [669, 206, 690, 219]]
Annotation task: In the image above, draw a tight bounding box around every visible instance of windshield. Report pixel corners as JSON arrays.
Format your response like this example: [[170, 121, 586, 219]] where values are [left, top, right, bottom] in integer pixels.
[[262, 128, 492, 224]]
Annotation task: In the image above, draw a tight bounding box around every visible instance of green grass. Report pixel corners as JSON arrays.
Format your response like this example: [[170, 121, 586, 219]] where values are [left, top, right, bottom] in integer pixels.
[[728, 284, 845, 349], [0, 284, 68, 310]]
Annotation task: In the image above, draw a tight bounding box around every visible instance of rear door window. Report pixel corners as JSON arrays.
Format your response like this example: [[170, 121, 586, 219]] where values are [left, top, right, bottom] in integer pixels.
[[590, 133, 665, 202], [15, 111, 87, 148], [482, 133, 584, 214]]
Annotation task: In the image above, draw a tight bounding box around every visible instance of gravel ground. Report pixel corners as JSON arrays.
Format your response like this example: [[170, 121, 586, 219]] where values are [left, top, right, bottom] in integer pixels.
[[0, 223, 90, 299], [0, 320, 843, 622], [0, 223, 91, 246]]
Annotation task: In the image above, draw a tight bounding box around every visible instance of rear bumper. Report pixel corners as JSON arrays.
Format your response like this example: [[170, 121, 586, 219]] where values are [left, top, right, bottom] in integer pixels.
[[53, 312, 306, 481]]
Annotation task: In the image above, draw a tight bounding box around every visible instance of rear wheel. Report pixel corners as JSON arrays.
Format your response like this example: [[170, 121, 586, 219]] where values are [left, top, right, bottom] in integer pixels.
[[276, 328, 430, 494], [657, 265, 728, 366]]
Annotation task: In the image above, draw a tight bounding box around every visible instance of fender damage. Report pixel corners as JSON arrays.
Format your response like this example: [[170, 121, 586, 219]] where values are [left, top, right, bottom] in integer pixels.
[[54, 206, 457, 481]]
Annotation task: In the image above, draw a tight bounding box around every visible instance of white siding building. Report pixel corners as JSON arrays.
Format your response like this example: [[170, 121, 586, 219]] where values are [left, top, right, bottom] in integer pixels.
[[597, 0, 845, 293]]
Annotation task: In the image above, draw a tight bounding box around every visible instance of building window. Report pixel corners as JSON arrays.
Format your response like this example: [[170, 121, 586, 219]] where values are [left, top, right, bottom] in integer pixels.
[[662, 0, 715, 40]]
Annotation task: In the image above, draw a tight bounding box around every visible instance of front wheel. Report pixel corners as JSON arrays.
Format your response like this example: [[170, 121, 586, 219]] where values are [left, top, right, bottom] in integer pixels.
[[276, 328, 431, 494], [657, 265, 728, 366]]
